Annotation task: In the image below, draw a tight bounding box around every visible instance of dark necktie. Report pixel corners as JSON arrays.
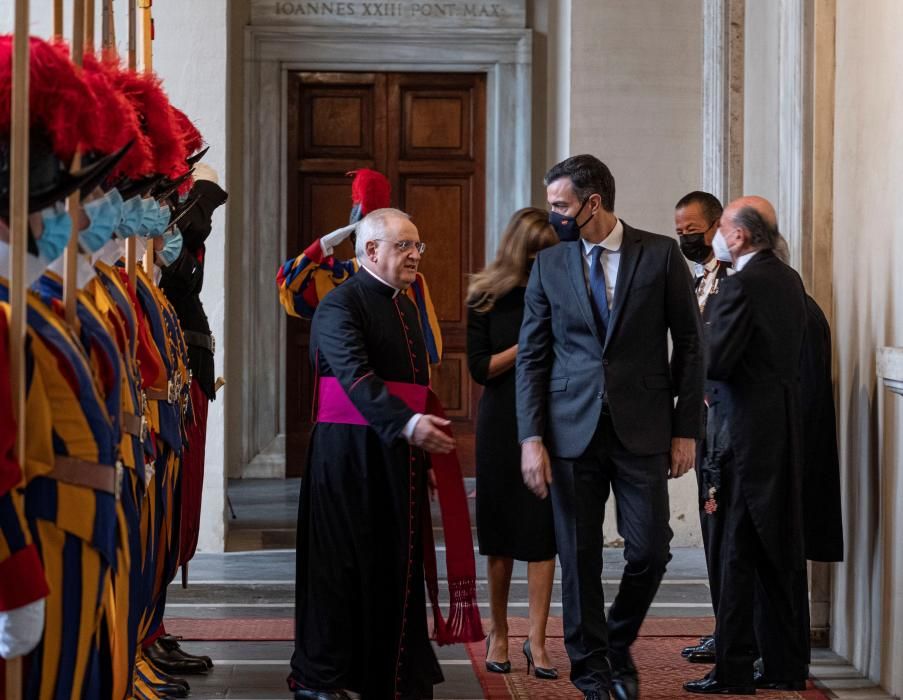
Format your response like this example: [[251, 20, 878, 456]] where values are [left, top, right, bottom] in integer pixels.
[[589, 246, 610, 336]]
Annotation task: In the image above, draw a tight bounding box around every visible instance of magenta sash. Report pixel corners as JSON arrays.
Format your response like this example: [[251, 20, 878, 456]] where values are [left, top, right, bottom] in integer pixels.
[[317, 376, 428, 423], [314, 375, 484, 646]]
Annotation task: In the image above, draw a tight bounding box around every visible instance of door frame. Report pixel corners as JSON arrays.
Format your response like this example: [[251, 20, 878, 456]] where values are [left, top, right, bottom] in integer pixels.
[[235, 26, 532, 476]]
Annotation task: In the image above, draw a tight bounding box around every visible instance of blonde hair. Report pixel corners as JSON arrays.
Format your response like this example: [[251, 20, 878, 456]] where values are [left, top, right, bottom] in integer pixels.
[[467, 207, 558, 313]]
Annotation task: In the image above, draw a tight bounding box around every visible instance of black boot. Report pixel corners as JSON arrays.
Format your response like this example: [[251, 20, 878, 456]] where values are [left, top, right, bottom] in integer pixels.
[[145, 639, 210, 676]]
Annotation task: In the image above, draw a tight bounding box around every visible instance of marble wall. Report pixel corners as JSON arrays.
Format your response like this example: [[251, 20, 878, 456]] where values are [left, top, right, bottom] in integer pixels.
[[831, 0, 903, 692]]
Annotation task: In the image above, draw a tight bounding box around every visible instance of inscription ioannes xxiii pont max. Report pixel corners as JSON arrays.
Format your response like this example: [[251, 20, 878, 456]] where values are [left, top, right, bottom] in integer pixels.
[[271, 1, 508, 19]]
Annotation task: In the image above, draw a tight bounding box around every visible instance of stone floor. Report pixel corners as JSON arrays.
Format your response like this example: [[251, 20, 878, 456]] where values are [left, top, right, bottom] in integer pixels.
[[162, 479, 894, 699]]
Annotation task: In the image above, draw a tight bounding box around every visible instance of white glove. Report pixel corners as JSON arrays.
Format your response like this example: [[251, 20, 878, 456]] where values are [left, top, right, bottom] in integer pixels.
[[319, 223, 357, 257], [193, 163, 219, 185], [0, 598, 45, 659]]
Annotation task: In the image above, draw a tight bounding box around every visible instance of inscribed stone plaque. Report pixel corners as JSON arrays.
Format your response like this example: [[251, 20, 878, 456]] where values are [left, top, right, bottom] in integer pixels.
[[251, 0, 526, 28]]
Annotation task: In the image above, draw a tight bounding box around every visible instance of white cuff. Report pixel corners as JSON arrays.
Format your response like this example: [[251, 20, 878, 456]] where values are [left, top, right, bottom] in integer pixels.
[[521, 436, 543, 444], [402, 413, 423, 442]]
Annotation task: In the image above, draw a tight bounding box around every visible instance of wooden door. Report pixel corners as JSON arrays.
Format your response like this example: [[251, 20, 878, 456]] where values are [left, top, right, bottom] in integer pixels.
[[285, 71, 486, 477]]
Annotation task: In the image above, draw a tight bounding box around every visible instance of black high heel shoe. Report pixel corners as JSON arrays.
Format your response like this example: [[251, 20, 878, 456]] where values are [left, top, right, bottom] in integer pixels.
[[484, 632, 511, 674], [523, 639, 559, 680]]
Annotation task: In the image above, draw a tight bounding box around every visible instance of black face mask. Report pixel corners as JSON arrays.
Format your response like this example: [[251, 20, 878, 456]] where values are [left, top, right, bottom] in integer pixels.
[[679, 233, 713, 264], [549, 198, 591, 242]]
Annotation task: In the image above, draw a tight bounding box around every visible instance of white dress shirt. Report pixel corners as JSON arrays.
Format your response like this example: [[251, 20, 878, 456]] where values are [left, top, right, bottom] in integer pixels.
[[734, 250, 759, 272], [359, 264, 421, 441], [581, 218, 624, 309]]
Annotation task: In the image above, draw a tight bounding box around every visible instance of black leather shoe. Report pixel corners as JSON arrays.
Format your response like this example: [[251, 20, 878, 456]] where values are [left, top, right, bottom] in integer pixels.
[[149, 681, 189, 698], [753, 670, 806, 691], [146, 640, 210, 676], [292, 689, 351, 700], [610, 649, 638, 700], [683, 677, 756, 694], [683, 635, 714, 658], [156, 635, 214, 671], [687, 637, 716, 663]]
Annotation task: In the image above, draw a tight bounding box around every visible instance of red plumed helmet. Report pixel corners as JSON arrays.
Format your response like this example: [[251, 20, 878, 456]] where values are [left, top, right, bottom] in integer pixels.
[[108, 63, 187, 179], [349, 169, 391, 220], [0, 35, 92, 161], [81, 52, 154, 179], [173, 107, 204, 157]]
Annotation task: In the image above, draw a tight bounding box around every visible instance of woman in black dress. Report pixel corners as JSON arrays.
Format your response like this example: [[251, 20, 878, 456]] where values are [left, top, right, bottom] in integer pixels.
[[466, 208, 559, 678]]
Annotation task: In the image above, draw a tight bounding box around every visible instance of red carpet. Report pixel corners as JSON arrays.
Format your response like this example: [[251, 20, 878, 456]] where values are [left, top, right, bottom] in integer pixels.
[[163, 616, 717, 642], [165, 616, 830, 699], [466, 635, 831, 699]]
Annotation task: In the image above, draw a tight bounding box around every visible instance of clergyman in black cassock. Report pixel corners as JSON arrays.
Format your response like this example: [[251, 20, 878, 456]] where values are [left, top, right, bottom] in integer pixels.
[[685, 200, 809, 695], [289, 209, 455, 700]]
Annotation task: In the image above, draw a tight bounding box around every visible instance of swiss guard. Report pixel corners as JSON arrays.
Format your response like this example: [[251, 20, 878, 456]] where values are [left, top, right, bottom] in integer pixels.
[[0, 34, 131, 699]]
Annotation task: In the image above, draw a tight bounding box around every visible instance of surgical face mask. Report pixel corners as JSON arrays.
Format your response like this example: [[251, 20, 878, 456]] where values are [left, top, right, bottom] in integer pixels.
[[712, 229, 733, 263], [35, 204, 72, 263], [156, 227, 183, 266], [118, 195, 145, 238], [549, 198, 591, 242], [136, 197, 162, 237], [152, 204, 172, 237], [679, 233, 713, 264], [79, 189, 124, 253]]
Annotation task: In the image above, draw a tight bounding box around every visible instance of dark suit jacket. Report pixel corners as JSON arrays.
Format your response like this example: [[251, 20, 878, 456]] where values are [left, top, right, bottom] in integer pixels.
[[516, 222, 704, 459], [706, 250, 808, 569], [800, 295, 844, 562]]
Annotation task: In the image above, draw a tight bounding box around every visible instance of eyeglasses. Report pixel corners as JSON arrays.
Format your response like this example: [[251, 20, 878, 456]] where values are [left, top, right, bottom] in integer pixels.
[[375, 239, 427, 254]]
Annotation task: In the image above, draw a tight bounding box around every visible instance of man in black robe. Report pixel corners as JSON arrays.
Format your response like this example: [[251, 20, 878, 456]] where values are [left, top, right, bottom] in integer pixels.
[[685, 197, 809, 695], [289, 208, 457, 700]]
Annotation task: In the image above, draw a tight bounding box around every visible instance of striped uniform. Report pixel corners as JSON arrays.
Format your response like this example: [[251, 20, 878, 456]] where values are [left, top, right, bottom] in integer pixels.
[[0, 279, 121, 700], [0, 304, 50, 616]]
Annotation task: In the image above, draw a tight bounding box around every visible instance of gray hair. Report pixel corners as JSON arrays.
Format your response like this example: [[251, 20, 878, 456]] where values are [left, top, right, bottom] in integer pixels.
[[354, 207, 412, 259], [732, 206, 779, 251], [773, 233, 790, 264]]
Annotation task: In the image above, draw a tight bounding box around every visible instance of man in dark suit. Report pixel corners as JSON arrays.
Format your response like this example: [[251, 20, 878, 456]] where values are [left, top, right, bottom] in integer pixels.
[[684, 197, 809, 695], [516, 155, 705, 700], [674, 191, 732, 665]]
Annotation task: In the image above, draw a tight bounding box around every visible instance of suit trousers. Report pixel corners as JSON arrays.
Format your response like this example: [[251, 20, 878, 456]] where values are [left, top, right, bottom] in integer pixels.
[[550, 412, 672, 694], [715, 466, 809, 685]]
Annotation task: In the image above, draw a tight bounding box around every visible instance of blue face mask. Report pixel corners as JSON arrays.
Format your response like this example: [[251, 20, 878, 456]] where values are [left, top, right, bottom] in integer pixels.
[[118, 195, 145, 238], [157, 227, 184, 266], [136, 197, 161, 237], [79, 189, 124, 253], [36, 204, 73, 262], [142, 203, 171, 239]]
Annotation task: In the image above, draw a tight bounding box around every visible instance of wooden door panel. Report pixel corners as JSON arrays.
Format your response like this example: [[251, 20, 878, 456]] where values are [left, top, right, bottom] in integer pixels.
[[299, 74, 383, 161], [403, 178, 468, 323], [286, 71, 485, 477]]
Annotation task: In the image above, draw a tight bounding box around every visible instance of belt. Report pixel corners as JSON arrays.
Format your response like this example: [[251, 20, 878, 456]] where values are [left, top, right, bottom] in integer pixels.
[[183, 330, 214, 353], [122, 412, 148, 441], [146, 375, 184, 404], [47, 457, 123, 499]]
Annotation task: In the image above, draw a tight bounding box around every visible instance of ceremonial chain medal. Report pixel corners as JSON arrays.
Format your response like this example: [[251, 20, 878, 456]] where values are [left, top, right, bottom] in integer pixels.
[[696, 263, 721, 314]]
